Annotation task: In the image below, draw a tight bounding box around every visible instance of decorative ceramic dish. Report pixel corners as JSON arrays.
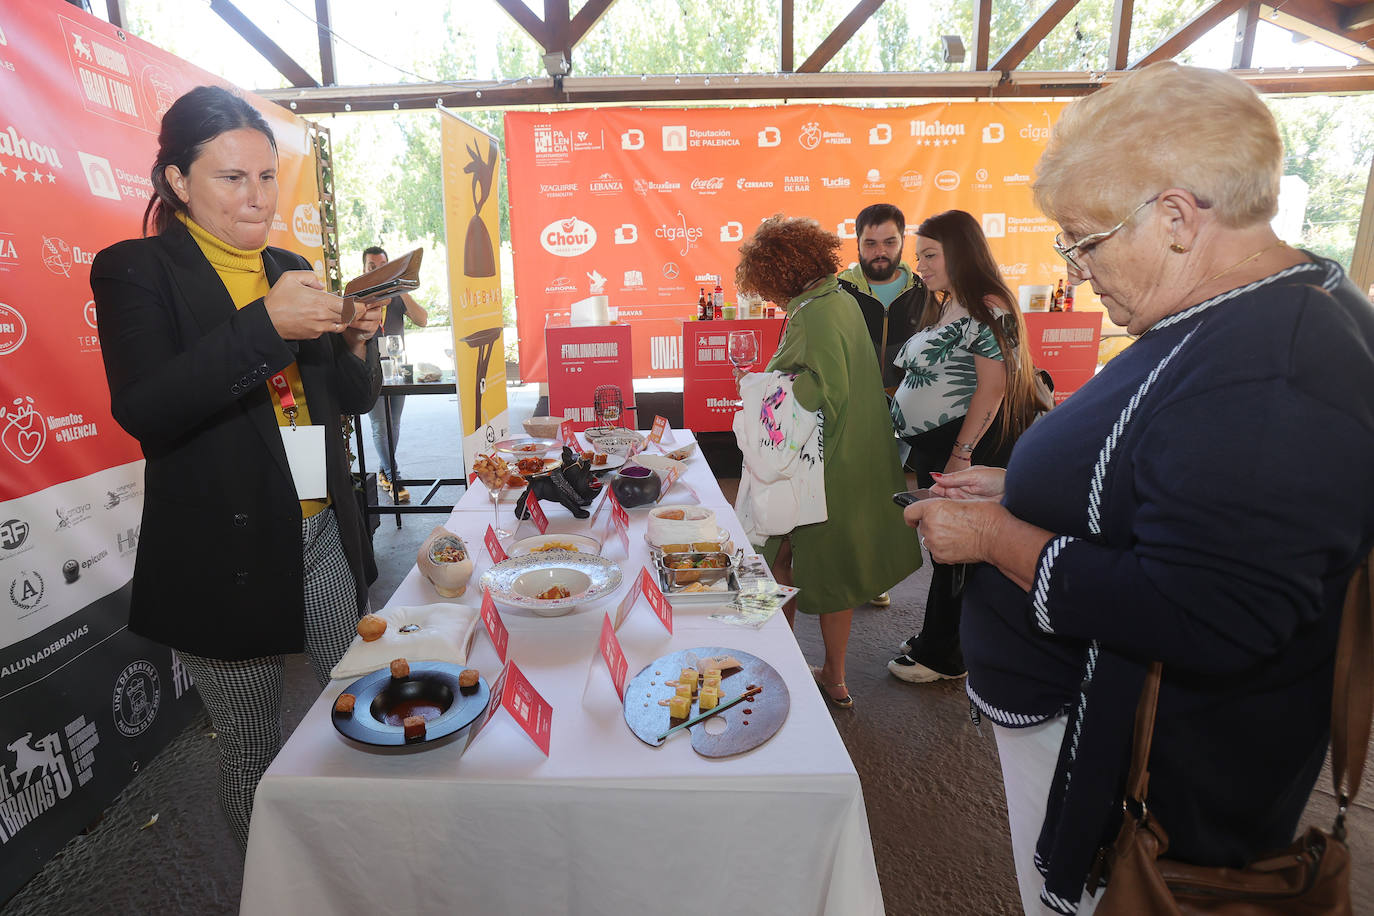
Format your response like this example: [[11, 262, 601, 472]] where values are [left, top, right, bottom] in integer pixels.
[[493, 436, 558, 456], [479, 552, 623, 617], [507, 533, 603, 557]]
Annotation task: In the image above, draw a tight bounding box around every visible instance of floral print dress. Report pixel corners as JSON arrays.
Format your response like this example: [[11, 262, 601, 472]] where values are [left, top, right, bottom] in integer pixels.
[[890, 308, 1010, 436]]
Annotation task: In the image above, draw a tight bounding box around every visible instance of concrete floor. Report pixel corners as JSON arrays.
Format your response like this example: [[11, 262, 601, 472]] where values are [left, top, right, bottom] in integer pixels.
[[3, 384, 1371, 915]]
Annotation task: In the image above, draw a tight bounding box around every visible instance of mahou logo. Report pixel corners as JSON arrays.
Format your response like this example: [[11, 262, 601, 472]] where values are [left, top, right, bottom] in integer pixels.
[[291, 204, 321, 247], [541, 217, 597, 257], [1, 395, 46, 464]]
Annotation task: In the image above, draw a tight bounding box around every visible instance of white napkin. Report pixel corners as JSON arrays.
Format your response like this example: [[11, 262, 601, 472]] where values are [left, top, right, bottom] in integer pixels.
[[329, 603, 481, 680]]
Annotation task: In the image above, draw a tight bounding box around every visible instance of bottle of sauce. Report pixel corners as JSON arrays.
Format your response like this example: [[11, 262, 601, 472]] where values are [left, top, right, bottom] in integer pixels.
[[698, 287, 710, 321], [1063, 281, 1075, 312], [713, 281, 725, 320], [1050, 279, 1065, 312]]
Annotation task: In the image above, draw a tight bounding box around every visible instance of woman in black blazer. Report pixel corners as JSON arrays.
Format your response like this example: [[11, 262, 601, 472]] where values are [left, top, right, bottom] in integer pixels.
[[91, 86, 383, 850]]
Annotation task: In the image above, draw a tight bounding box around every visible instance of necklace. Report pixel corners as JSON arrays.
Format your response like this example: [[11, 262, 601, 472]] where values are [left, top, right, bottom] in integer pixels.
[[1204, 240, 1287, 284]]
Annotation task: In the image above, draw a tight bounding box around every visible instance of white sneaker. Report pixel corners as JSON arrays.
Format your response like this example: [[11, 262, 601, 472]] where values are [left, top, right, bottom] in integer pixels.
[[887, 654, 967, 684]]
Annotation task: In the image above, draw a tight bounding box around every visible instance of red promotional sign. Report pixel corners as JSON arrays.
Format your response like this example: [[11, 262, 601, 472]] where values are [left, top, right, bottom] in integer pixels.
[[502, 660, 553, 756], [479, 587, 509, 662], [1023, 312, 1102, 403], [683, 319, 783, 431], [640, 566, 673, 634], [485, 525, 508, 563], [559, 418, 581, 450], [545, 324, 635, 431], [598, 612, 629, 700], [525, 492, 549, 533], [647, 415, 669, 443], [609, 489, 630, 554], [505, 102, 1073, 382], [655, 466, 681, 503]]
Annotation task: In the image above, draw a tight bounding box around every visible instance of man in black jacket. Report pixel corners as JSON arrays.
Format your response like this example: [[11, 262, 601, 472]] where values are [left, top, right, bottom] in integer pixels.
[[837, 204, 923, 608], [837, 203, 924, 394]]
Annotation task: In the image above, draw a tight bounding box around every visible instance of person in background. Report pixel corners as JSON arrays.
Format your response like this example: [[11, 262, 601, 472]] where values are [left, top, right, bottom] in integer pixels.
[[362, 245, 428, 503], [736, 215, 920, 709], [906, 62, 1374, 914], [838, 202, 925, 609], [91, 86, 383, 851], [887, 210, 1041, 685]]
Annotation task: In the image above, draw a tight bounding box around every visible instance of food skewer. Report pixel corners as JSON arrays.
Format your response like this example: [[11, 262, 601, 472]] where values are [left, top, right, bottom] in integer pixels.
[[655, 685, 764, 744]]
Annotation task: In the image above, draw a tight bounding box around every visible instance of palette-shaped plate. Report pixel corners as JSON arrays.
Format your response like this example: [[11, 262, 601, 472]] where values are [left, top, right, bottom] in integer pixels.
[[623, 647, 789, 757], [332, 662, 489, 748]]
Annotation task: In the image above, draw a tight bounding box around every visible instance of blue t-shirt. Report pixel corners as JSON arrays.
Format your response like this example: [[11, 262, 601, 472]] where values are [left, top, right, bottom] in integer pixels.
[[868, 269, 907, 309]]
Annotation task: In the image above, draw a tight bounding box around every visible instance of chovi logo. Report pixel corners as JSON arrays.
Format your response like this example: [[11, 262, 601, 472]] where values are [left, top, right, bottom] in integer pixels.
[[112, 660, 161, 737], [291, 204, 321, 248], [541, 217, 597, 257]]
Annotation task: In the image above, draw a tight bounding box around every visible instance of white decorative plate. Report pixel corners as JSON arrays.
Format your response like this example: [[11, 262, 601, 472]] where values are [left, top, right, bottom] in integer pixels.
[[507, 533, 604, 557], [479, 552, 623, 617]]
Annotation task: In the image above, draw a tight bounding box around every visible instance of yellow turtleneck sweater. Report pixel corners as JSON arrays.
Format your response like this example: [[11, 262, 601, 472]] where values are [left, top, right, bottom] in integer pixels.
[[180, 212, 329, 518]]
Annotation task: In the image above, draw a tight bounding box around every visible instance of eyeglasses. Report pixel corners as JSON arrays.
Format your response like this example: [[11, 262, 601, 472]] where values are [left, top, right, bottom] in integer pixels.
[[1052, 195, 1159, 274]]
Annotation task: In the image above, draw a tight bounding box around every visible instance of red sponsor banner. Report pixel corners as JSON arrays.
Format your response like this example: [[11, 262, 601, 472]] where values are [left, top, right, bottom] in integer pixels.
[[683, 319, 783, 431], [1023, 312, 1102, 403], [505, 102, 1073, 382], [545, 324, 634, 431]]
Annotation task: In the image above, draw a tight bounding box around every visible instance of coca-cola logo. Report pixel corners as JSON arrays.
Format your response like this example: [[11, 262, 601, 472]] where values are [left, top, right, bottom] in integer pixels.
[[541, 217, 597, 257], [691, 177, 724, 193]]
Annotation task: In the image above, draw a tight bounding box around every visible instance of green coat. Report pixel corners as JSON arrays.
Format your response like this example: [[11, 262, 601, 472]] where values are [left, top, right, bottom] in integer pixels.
[[763, 275, 921, 613]]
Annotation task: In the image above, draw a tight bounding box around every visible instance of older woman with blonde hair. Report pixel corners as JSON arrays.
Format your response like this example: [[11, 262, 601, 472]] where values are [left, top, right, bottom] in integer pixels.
[[905, 63, 1374, 914]]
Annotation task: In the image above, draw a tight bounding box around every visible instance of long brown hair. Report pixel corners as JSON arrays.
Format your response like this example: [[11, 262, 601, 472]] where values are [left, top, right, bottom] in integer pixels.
[[912, 209, 1040, 443]]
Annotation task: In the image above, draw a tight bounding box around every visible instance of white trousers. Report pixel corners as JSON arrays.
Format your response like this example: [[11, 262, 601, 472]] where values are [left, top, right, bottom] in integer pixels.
[[993, 716, 1101, 916]]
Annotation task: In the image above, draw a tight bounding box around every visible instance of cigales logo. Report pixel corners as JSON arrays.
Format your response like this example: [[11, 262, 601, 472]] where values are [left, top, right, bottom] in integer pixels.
[[291, 204, 321, 248], [654, 210, 703, 257], [541, 217, 596, 257]]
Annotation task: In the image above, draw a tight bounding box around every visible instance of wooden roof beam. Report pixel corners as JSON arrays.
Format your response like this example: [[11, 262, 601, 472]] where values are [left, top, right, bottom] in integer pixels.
[[1341, 2, 1374, 31], [993, 0, 1083, 72], [798, 0, 887, 73], [782, 0, 795, 71], [1107, 0, 1134, 69], [208, 0, 318, 88], [973, 0, 993, 70], [105, 0, 126, 29], [494, 0, 549, 50], [1233, 2, 1260, 69], [566, 0, 617, 48], [1133, 0, 1252, 68], [315, 0, 336, 86]]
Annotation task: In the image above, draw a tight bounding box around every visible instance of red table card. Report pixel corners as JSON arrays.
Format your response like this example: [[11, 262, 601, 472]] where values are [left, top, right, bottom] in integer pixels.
[[598, 612, 629, 700], [502, 660, 553, 756], [648, 415, 669, 444], [639, 566, 673, 634], [655, 466, 682, 503], [480, 587, 509, 662], [526, 493, 549, 533], [609, 489, 630, 553], [469, 471, 478, 485], [485, 525, 508, 563], [559, 418, 580, 450]]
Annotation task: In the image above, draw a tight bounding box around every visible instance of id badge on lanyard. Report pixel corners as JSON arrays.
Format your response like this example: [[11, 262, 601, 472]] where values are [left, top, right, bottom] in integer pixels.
[[268, 373, 327, 500]]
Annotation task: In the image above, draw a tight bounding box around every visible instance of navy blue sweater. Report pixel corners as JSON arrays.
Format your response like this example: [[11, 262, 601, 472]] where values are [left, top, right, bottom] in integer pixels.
[[962, 257, 1374, 912]]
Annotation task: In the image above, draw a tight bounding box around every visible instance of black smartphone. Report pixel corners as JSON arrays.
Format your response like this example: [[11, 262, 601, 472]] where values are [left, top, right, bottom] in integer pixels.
[[892, 489, 935, 507]]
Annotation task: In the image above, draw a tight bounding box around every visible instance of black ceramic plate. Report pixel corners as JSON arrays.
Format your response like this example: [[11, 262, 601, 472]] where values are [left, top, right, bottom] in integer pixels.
[[331, 661, 490, 748]]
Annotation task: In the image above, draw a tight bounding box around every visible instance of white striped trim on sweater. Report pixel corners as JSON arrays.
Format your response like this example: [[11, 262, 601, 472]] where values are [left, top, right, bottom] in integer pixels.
[[1032, 535, 1076, 634], [1041, 885, 1079, 915], [966, 681, 1056, 728]]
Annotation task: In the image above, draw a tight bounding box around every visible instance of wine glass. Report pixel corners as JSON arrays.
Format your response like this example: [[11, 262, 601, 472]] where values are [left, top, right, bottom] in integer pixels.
[[728, 330, 759, 372], [488, 474, 514, 539]]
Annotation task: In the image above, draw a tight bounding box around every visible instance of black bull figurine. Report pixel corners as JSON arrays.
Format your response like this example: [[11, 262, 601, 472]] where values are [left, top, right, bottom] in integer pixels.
[[515, 447, 603, 519]]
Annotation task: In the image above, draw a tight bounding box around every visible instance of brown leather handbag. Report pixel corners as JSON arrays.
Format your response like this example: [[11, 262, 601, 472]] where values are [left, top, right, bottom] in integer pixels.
[[1095, 550, 1372, 915]]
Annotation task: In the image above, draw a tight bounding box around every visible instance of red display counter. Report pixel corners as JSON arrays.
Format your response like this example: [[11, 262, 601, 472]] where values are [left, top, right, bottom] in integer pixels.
[[546, 324, 636, 430], [1023, 312, 1102, 404], [682, 319, 784, 432]]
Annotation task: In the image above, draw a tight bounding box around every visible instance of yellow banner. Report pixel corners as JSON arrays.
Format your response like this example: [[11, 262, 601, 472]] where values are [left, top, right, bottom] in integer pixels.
[[440, 110, 508, 469]]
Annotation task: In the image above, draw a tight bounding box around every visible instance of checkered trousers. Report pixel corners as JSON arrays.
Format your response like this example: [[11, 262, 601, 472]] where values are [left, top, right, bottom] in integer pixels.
[[176, 506, 364, 851]]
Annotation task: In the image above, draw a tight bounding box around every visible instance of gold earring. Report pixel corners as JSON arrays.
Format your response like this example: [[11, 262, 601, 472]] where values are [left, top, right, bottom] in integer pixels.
[[1170, 241, 1188, 253]]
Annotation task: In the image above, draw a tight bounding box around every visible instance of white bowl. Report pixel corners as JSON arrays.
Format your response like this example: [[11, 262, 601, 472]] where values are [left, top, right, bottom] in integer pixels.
[[522, 416, 563, 438], [511, 567, 592, 617], [508, 533, 603, 557]]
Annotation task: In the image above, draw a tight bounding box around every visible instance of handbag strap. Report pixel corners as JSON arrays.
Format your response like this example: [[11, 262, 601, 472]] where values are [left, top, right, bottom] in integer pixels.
[[1125, 548, 1374, 827]]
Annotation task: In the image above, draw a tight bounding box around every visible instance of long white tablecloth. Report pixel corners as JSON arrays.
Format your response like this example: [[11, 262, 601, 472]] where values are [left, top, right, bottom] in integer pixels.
[[240, 434, 884, 916]]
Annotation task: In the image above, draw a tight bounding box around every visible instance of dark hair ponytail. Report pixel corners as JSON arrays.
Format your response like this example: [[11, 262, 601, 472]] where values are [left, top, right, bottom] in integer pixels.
[[143, 85, 277, 237]]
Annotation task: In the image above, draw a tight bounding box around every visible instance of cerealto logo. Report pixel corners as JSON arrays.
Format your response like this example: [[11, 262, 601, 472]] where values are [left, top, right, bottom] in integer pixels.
[[541, 217, 596, 257]]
